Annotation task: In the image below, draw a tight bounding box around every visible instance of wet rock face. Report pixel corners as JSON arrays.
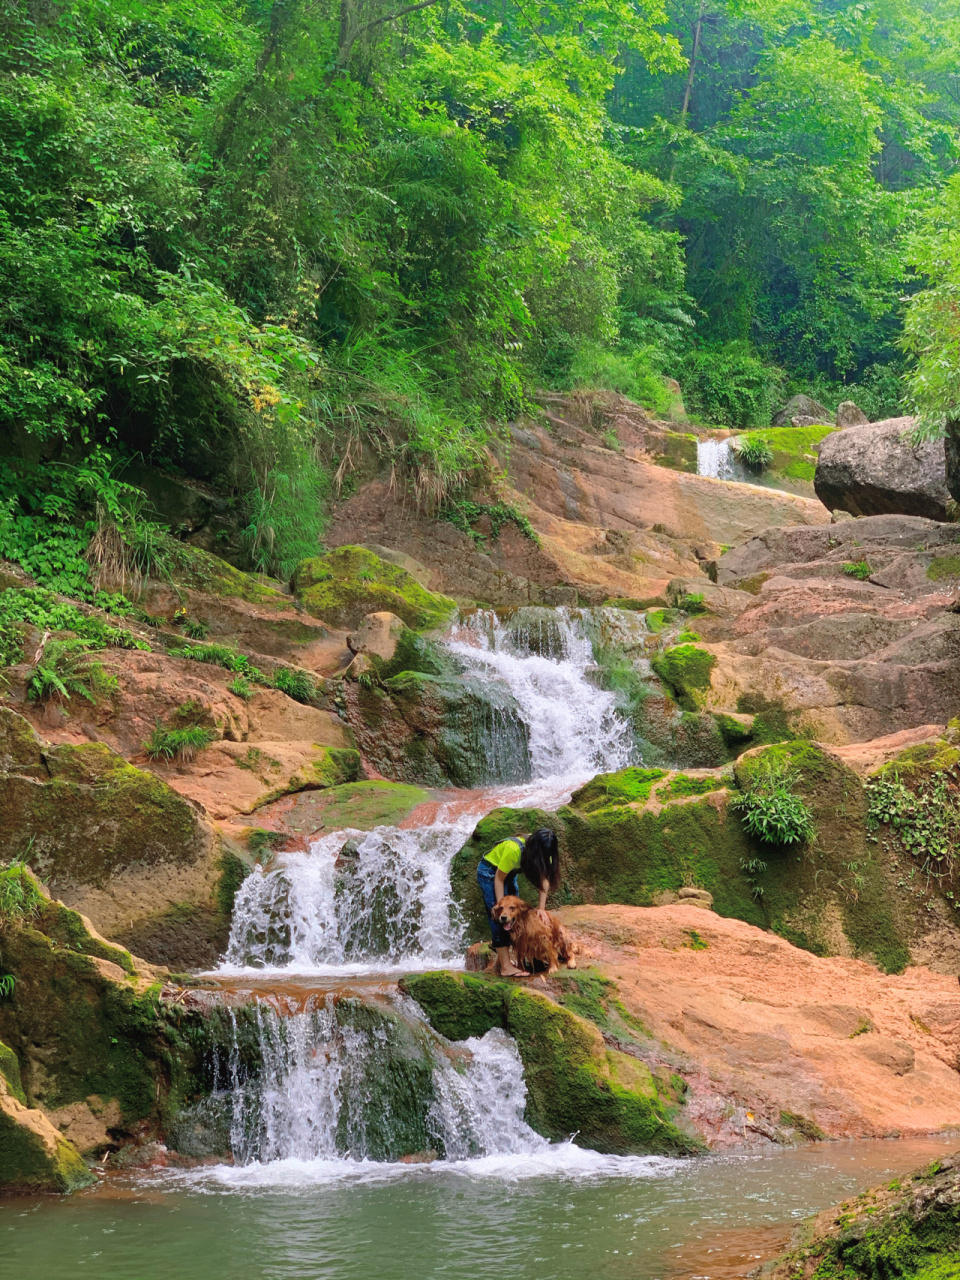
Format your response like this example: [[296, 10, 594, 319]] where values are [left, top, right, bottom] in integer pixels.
[[814, 417, 951, 520], [401, 971, 699, 1156]]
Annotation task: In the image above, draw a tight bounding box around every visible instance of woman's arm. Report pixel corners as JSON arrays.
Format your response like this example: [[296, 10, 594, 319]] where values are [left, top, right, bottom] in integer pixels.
[[494, 868, 507, 902], [537, 879, 550, 920]]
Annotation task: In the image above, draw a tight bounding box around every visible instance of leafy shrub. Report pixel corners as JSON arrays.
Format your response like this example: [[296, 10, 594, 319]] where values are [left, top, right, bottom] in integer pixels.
[[440, 499, 541, 547], [679, 342, 785, 427], [731, 434, 774, 469], [731, 762, 815, 846], [183, 621, 209, 640], [0, 589, 149, 669], [27, 639, 118, 705], [269, 667, 315, 704], [843, 560, 872, 579], [143, 722, 218, 763]]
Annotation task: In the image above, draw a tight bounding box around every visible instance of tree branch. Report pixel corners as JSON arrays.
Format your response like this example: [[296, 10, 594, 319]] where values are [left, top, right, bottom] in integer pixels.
[[326, 0, 440, 84]]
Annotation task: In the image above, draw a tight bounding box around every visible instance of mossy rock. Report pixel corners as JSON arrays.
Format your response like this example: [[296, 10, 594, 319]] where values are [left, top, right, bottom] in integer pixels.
[[401, 971, 700, 1156], [570, 768, 666, 812], [451, 744, 914, 973], [159, 542, 293, 611], [650, 644, 716, 709], [0, 709, 210, 887], [293, 546, 457, 630], [0, 1082, 93, 1191]]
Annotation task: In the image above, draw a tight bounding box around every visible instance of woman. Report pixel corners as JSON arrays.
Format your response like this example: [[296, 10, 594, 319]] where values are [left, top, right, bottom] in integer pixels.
[[476, 828, 561, 977]]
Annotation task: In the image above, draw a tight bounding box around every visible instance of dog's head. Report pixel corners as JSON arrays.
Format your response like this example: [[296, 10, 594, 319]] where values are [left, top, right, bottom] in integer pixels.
[[491, 895, 528, 933]]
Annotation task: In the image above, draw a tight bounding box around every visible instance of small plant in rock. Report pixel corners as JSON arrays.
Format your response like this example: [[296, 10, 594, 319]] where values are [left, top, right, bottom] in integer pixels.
[[143, 721, 218, 763], [228, 675, 255, 700], [731, 761, 815, 846], [270, 666, 314, 703], [731, 434, 774, 469], [866, 769, 960, 887], [678, 592, 707, 615], [27, 638, 118, 705], [0, 861, 43, 922], [0, 974, 14, 999], [183, 620, 209, 640], [843, 560, 872, 580]]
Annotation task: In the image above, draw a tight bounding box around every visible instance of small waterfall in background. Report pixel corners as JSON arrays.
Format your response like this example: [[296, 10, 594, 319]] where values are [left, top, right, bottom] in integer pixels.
[[696, 436, 754, 483]]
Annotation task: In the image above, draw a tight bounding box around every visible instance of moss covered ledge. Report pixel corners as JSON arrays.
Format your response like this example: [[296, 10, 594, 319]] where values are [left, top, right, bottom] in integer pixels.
[[293, 546, 457, 631], [400, 970, 701, 1156]]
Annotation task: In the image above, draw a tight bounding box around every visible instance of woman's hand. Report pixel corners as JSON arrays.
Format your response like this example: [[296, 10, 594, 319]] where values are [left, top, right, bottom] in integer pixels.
[[536, 908, 550, 925]]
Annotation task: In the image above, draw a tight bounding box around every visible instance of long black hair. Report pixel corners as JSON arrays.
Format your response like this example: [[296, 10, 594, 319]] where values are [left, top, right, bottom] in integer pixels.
[[521, 828, 561, 892]]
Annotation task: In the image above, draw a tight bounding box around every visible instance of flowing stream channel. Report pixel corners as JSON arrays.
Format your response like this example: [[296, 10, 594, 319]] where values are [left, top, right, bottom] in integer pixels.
[[3, 609, 957, 1279]]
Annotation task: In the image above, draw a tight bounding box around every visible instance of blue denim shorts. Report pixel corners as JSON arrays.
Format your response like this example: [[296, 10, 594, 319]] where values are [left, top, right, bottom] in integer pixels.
[[476, 859, 518, 949]]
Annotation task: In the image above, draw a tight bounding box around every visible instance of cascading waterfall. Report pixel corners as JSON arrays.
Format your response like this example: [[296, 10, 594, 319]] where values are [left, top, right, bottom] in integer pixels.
[[208, 606, 641, 1176], [199, 997, 546, 1170], [222, 606, 633, 975], [697, 436, 754, 483], [446, 607, 634, 782]]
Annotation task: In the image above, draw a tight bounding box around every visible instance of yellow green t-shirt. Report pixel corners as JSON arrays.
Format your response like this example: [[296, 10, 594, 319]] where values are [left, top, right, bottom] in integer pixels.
[[483, 838, 524, 875]]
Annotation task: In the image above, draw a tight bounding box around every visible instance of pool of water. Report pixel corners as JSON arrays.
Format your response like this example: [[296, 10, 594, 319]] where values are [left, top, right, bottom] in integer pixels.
[[2, 1136, 954, 1280]]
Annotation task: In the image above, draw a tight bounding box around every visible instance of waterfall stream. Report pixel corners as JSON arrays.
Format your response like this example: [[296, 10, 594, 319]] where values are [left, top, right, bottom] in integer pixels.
[[208, 608, 639, 1176]]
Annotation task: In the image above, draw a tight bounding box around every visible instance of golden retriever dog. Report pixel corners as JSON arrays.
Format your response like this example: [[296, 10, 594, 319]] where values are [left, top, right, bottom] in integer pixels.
[[490, 895, 578, 976]]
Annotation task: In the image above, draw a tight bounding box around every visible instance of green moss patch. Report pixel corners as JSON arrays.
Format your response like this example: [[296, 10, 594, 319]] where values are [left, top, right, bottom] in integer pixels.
[[570, 767, 666, 812], [927, 555, 960, 581], [651, 644, 716, 708], [659, 772, 730, 799], [401, 971, 699, 1156], [293, 546, 457, 630]]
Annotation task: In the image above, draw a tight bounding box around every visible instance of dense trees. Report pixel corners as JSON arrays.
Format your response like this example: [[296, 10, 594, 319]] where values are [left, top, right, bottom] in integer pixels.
[[2, 0, 960, 571]]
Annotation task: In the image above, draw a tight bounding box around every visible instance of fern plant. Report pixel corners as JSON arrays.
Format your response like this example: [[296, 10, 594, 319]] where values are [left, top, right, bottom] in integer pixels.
[[731, 434, 774, 469], [27, 638, 118, 705]]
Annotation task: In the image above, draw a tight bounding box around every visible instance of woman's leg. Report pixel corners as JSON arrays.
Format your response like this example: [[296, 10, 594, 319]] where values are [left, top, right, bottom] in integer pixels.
[[476, 862, 526, 977]]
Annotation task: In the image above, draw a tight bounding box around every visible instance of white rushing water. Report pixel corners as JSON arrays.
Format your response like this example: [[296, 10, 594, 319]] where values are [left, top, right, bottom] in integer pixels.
[[446, 608, 633, 782], [697, 436, 754, 483], [183, 999, 670, 1186], [221, 607, 633, 975]]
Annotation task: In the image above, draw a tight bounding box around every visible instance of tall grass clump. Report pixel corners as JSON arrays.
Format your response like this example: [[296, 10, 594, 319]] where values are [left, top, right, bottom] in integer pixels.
[[731, 760, 815, 846]]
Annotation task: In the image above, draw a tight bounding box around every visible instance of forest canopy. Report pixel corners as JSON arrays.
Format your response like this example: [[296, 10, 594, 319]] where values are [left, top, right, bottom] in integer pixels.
[[3, 0, 960, 575]]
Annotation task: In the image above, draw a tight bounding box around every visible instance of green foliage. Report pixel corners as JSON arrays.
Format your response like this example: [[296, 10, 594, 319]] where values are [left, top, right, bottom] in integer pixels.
[[228, 675, 255, 700], [679, 343, 784, 427], [844, 560, 873, 580], [269, 667, 315, 704], [731, 434, 774, 469], [0, 587, 148, 669], [440, 499, 541, 547], [168, 640, 314, 704], [564, 342, 673, 415], [27, 639, 118, 706], [731, 761, 816, 847], [143, 722, 218, 764], [0, 863, 43, 923], [866, 769, 960, 889]]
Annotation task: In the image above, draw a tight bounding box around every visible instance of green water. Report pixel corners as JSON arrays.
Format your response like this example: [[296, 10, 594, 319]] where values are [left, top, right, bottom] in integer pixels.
[[2, 1137, 955, 1280]]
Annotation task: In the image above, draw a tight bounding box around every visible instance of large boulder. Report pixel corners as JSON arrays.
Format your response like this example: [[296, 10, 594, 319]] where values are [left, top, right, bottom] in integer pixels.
[[772, 394, 832, 427], [814, 416, 951, 520], [0, 708, 243, 968]]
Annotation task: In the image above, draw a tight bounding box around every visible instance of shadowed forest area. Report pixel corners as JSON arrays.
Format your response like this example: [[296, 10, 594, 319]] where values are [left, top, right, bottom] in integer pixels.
[[5, 0, 960, 579]]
